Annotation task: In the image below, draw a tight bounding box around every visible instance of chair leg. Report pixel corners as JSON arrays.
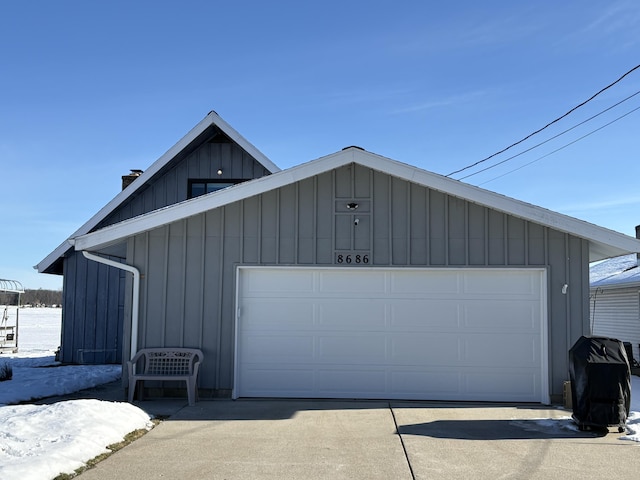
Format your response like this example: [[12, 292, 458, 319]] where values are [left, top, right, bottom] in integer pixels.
[[128, 379, 136, 403], [186, 378, 196, 406], [131, 379, 144, 402]]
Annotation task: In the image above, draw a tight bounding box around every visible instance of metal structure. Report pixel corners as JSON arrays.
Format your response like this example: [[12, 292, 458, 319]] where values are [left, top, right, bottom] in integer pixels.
[[0, 278, 24, 353]]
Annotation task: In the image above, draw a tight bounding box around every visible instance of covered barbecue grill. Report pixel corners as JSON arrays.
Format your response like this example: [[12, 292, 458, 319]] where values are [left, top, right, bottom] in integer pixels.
[[569, 336, 631, 432]]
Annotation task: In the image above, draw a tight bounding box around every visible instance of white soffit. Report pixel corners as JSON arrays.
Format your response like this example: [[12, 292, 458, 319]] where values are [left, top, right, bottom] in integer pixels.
[[36, 111, 279, 273], [72, 148, 640, 261]]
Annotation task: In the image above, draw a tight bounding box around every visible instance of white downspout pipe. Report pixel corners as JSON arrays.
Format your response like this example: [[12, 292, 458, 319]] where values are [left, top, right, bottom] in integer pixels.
[[80, 250, 141, 360]]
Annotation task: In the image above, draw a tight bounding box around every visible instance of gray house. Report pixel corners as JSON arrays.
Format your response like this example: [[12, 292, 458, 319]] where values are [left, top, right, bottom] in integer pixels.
[[39, 113, 640, 404]]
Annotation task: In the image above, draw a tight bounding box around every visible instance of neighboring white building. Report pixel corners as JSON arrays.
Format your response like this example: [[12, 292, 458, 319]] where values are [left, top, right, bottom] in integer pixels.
[[590, 245, 640, 363]]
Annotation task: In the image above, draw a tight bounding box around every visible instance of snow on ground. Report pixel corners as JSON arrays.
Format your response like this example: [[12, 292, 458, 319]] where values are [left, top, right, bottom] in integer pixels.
[[0, 308, 153, 480], [0, 355, 121, 405], [2, 308, 640, 480]]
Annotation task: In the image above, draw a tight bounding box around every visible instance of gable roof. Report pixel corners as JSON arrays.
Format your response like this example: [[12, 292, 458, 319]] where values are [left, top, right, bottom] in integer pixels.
[[590, 254, 640, 288], [36, 111, 279, 274], [71, 147, 640, 262]]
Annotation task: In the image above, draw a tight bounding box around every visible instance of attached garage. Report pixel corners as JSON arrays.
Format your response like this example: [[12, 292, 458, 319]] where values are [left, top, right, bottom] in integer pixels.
[[235, 266, 548, 403], [68, 139, 640, 405]]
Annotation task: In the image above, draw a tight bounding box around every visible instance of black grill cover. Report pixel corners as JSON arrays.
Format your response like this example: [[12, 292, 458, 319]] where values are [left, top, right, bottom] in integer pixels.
[[569, 336, 631, 429]]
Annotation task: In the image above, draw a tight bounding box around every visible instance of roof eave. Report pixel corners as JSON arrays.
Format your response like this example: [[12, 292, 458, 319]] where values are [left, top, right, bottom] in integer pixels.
[[588, 242, 640, 263], [71, 148, 640, 259], [590, 280, 640, 290]]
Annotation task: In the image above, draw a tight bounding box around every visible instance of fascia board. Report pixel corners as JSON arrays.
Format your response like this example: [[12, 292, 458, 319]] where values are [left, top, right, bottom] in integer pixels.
[[351, 150, 640, 257], [36, 111, 278, 272], [73, 147, 640, 258]]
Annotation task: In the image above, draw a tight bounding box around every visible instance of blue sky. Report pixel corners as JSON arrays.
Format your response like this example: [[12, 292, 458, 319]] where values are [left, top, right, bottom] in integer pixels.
[[1, 1, 639, 289]]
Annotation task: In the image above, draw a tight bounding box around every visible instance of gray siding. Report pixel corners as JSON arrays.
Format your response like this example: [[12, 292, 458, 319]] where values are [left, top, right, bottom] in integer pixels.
[[61, 252, 125, 363], [128, 163, 591, 401], [60, 137, 271, 364], [100, 141, 271, 227]]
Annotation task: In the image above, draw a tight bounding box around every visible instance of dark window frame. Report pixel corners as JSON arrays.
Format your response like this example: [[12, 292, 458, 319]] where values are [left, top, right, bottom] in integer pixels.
[[188, 179, 245, 199]]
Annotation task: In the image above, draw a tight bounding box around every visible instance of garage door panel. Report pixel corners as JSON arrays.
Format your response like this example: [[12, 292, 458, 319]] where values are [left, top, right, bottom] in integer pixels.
[[318, 301, 386, 329], [391, 370, 462, 396], [390, 335, 461, 364], [389, 270, 460, 294], [242, 300, 315, 330], [319, 270, 387, 294], [465, 370, 539, 399], [390, 301, 460, 328], [243, 334, 316, 362], [463, 271, 539, 296], [240, 368, 315, 396], [243, 268, 315, 294], [318, 335, 387, 363], [317, 369, 387, 395], [462, 301, 540, 330], [463, 335, 539, 367], [237, 267, 547, 402]]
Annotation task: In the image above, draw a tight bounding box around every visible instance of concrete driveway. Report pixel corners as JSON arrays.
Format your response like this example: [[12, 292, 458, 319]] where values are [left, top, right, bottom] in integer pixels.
[[78, 399, 640, 480]]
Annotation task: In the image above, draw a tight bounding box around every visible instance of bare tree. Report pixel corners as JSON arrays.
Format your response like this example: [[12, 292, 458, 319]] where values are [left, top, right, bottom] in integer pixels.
[[0, 289, 63, 307]]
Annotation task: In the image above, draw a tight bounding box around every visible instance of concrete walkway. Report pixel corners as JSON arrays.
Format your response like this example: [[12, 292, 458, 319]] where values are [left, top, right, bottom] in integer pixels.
[[73, 395, 640, 480]]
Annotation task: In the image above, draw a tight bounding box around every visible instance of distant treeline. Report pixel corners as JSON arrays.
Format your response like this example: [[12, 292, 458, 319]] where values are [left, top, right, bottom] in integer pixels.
[[0, 289, 63, 307]]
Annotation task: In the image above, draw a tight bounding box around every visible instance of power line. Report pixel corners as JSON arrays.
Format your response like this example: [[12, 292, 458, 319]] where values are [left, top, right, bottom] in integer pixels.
[[476, 104, 640, 186], [456, 89, 640, 181], [446, 63, 640, 177]]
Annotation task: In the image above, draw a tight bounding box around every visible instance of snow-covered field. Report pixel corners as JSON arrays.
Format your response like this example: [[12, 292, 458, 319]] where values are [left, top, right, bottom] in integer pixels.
[[2, 308, 640, 480], [5, 307, 64, 354], [0, 308, 153, 480]]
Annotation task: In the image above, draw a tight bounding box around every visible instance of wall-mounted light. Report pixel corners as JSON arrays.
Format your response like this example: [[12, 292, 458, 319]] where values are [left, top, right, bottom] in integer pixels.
[[346, 202, 359, 210], [562, 284, 569, 295], [217, 169, 223, 176], [354, 218, 360, 226]]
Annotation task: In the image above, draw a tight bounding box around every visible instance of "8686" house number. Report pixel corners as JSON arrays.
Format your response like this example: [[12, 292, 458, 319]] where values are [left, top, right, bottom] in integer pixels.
[[335, 253, 369, 264]]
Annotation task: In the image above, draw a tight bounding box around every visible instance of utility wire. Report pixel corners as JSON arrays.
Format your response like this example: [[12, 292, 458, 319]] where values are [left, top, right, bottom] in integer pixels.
[[476, 104, 640, 186], [446, 63, 640, 177], [456, 89, 640, 180]]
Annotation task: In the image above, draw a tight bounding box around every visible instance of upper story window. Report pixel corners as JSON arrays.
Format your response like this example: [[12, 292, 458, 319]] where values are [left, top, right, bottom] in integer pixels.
[[188, 180, 240, 199]]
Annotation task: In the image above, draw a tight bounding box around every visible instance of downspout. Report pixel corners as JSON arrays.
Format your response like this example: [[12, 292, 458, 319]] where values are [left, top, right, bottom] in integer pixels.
[[79, 250, 141, 360]]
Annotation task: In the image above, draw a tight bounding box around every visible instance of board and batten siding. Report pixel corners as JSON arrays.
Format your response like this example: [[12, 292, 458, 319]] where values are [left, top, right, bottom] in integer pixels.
[[61, 252, 125, 364], [60, 138, 271, 364], [126, 163, 590, 401], [591, 287, 640, 361], [99, 141, 271, 227]]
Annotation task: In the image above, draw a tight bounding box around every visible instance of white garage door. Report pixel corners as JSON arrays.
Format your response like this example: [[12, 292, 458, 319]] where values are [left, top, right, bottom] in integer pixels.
[[235, 267, 548, 403]]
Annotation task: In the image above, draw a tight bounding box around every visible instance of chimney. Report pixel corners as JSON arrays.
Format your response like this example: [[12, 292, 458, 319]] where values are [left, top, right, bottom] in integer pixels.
[[122, 169, 143, 190]]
